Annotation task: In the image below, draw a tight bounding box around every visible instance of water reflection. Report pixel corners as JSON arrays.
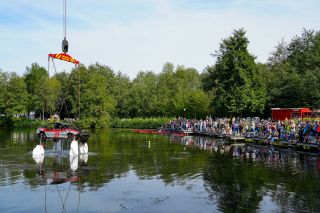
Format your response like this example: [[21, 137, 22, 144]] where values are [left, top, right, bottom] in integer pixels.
[[1, 129, 320, 212], [170, 135, 320, 212], [170, 135, 320, 171], [32, 139, 89, 185], [30, 139, 90, 212]]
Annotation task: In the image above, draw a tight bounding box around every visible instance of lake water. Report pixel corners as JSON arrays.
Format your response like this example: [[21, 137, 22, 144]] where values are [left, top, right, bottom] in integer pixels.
[[0, 129, 320, 213]]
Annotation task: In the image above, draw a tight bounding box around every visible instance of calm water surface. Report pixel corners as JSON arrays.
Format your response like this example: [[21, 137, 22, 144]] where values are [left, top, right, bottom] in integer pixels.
[[0, 129, 320, 213]]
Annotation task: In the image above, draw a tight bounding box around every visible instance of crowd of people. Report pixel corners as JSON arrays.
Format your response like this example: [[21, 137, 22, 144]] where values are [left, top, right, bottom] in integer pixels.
[[165, 117, 320, 144]]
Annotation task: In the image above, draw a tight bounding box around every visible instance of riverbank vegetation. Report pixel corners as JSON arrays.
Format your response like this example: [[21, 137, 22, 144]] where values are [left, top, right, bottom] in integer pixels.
[[0, 28, 319, 128], [0, 117, 46, 128], [110, 117, 172, 129]]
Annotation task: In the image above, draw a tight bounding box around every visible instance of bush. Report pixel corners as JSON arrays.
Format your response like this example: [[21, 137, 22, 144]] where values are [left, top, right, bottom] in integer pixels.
[[0, 116, 48, 128], [0, 116, 172, 129], [74, 115, 110, 129], [110, 117, 173, 129]]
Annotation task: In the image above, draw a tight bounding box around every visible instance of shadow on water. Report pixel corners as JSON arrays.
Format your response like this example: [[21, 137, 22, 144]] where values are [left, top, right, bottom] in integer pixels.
[[0, 128, 320, 212]]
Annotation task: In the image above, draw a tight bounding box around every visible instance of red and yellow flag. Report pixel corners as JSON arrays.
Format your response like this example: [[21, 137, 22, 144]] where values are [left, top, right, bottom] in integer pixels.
[[48, 53, 80, 64]]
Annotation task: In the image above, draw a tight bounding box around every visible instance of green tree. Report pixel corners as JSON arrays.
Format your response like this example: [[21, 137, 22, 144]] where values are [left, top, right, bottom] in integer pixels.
[[6, 73, 28, 115], [156, 63, 177, 116], [185, 90, 211, 119], [112, 72, 131, 118], [172, 66, 210, 118], [86, 63, 132, 118], [24, 63, 49, 119], [267, 29, 320, 109], [0, 71, 10, 115], [206, 29, 267, 116], [287, 29, 320, 74], [67, 65, 116, 127], [81, 72, 116, 126], [128, 71, 158, 117], [45, 77, 61, 115], [54, 71, 72, 118]]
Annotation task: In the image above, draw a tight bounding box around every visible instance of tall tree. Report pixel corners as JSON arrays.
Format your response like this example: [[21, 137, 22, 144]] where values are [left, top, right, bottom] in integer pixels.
[[24, 63, 49, 119], [66, 65, 116, 127], [45, 77, 61, 116], [128, 71, 158, 117], [267, 29, 320, 109], [81, 72, 116, 122], [112, 72, 131, 118], [54, 71, 71, 118], [0, 71, 10, 115], [287, 29, 320, 74], [156, 63, 177, 116], [207, 29, 267, 116], [6, 73, 28, 116]]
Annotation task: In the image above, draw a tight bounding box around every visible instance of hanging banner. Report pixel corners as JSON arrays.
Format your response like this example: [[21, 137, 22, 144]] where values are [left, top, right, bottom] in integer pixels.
[[48, 53, 80, 64]]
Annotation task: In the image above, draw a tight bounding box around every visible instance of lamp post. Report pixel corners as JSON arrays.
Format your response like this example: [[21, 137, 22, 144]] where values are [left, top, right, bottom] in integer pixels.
[[184, 108, 186, 119]]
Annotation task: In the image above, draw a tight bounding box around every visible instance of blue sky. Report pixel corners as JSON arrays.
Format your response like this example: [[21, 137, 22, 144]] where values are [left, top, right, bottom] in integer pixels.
[[1, 0, 319, 78]]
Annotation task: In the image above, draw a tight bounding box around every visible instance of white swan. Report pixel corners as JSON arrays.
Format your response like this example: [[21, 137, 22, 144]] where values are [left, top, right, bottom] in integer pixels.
[[69, 139, 79, 156], [32, 144, 44, 156], [32, 153, 44, 165], [69, 154, 78, 171], [79, 142, 88, 154], [80, 153, 88, 164]]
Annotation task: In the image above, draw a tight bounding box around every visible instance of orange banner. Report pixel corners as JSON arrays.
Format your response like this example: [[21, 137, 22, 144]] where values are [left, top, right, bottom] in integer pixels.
[[48, 53, 80, 64]]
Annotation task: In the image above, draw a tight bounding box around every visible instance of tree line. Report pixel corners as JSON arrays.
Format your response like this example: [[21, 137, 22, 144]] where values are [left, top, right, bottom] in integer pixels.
[[0, 28, 319, 126]]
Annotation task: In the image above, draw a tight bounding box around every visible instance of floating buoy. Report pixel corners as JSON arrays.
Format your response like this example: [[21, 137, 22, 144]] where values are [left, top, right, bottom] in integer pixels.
[[69, 139, 79, 156], [32, 144, 44, 156]]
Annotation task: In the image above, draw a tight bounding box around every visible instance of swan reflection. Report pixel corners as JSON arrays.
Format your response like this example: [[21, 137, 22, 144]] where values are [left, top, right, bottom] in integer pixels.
[[32, 138, 89, 184], [31, 138, 90, 212]]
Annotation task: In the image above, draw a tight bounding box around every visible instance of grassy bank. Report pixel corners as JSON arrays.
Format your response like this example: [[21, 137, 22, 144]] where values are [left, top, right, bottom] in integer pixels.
[[110, 117, 172, 129]]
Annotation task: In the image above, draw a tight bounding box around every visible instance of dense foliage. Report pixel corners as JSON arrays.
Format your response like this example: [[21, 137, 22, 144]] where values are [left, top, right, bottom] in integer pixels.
[[203, 28, 320, 117], [110, 117, 173, 129], [203, 29, 267, 117], [0, 28, 319, 127], [264, 29, 320, 110]]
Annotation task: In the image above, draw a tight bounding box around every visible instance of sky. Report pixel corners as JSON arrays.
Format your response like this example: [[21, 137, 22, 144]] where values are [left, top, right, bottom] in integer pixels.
[[0, 0, 319, 78]]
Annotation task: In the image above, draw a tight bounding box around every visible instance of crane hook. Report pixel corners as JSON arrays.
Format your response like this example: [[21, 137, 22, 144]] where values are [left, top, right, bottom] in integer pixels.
[[62, 37, 69, 53]]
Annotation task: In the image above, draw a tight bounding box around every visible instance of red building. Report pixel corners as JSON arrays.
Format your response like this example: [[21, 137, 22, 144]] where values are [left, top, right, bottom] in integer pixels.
[[271, 108, 314, 120]]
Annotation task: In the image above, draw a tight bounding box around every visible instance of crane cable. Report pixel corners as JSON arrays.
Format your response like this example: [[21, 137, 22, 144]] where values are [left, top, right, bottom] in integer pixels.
[[62, 0, 69, 53], [63, 0, 67, 40], [48, 57, 72, 117], [47, 0, 81, 118]]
